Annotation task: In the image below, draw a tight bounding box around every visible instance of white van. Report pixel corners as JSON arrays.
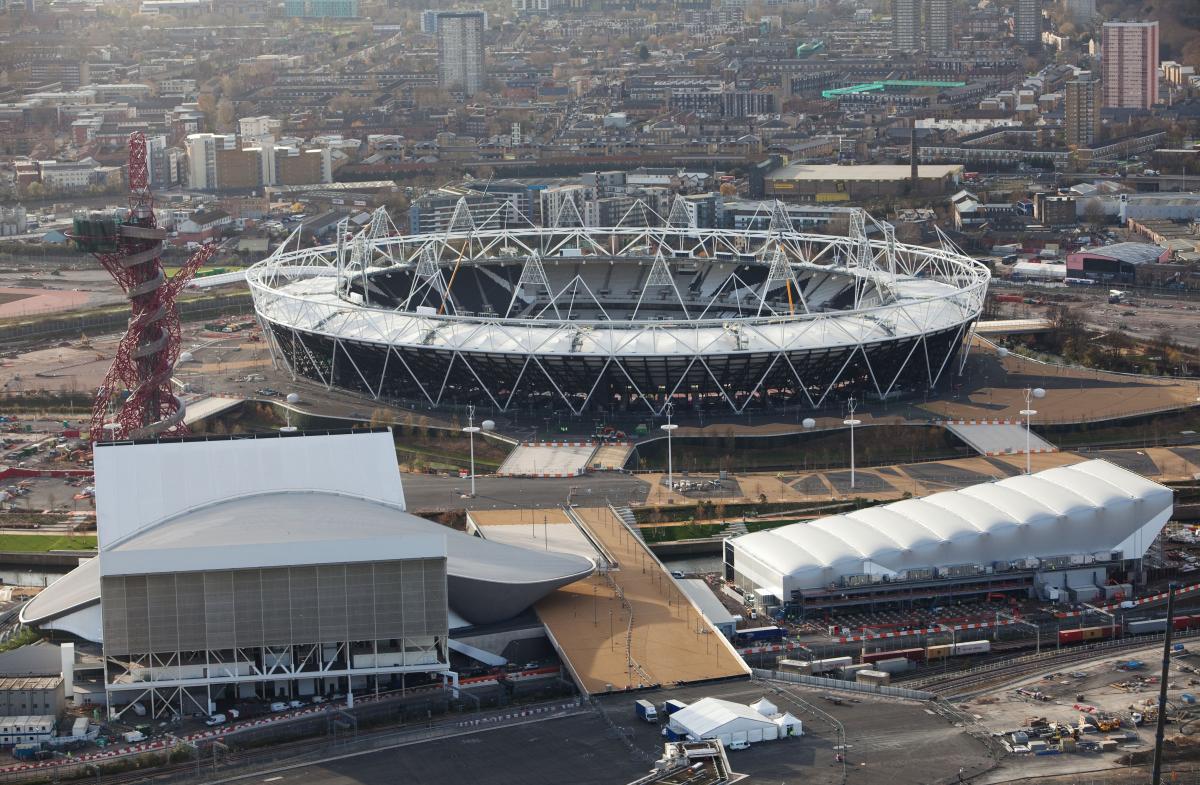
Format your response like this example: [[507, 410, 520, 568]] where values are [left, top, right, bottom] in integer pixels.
[[729, 739, 750, 751], [269, 701, 288, 712]]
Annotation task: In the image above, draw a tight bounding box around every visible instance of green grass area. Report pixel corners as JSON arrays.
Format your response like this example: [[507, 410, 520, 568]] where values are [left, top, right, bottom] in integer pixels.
[[0, 628, 40, 653], [0, 534, 97, 552], [1045, 407, 1200, 449], [630, 424, 970, 473]]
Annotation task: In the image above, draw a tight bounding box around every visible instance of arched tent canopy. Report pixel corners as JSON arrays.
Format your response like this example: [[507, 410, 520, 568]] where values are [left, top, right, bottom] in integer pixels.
[[728, 459, 1172, 598]]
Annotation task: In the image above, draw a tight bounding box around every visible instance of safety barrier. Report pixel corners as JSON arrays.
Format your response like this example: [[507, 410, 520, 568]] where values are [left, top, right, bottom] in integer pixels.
[[451, 701, 582, 729], [1055, 581, 1200, 618], [753, 668, 936, 701]]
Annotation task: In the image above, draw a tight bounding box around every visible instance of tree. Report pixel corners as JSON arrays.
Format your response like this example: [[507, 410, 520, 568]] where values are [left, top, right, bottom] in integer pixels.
[[215, 98, 235, 132], [637, 43, 649, 61], [1083, 198, 1106, 230]]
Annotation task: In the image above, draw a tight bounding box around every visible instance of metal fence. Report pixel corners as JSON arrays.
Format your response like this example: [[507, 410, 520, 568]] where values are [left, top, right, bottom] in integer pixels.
[[0, 697, 586, 785], [751, 668, 936, 701]]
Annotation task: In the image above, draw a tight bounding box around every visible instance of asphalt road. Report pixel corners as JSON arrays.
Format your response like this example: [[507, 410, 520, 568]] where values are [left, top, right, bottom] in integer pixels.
[[228, 713, 648, 785], [401, 472, 649, 512], [218, 680, 993, 785]]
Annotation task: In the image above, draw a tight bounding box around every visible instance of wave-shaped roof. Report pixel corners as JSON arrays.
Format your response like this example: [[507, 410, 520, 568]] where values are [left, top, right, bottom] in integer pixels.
[[730, 460, 1172, 596], [22, 432, 595, 638]]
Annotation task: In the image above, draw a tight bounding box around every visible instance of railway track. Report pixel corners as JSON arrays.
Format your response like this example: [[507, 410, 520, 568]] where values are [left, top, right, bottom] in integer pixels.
[[911, 629, 1200, 699]]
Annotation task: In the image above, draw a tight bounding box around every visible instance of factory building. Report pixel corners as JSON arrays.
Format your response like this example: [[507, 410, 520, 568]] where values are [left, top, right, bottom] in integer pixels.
[[1065, 242, 1170, 284], [765, 163, 962, 201], [725, 460, 1172, 614]]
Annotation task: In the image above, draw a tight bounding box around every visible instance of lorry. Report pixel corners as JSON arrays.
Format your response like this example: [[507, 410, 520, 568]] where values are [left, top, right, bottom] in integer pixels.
[[733, 626, 786, 644], [635, 699, 658, 723], [662, 699, 688, 716]]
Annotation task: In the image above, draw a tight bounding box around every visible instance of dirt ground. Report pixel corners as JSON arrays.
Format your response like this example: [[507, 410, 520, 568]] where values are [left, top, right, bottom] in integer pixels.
[[963, 643, 1200, 784]]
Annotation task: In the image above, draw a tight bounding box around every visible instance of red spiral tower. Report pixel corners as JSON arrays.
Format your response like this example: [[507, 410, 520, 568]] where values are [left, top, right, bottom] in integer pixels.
[[73, 132, 217, 440]]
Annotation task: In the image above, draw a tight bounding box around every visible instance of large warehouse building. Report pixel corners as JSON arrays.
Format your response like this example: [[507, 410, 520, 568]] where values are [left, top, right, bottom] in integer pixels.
[[725, 460, 1172, 614], [21, 430, 594, 718]]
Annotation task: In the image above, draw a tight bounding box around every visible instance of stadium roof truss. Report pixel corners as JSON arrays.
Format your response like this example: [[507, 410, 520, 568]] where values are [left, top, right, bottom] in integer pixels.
[[248, 199, 989, 415]]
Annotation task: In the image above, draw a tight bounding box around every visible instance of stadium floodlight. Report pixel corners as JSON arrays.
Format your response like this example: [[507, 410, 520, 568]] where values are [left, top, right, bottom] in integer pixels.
[[661, 401, 679, 497], [462, 404, 481, 498], [1020, 387, 1046, 475], [843, 398, 862, 491]]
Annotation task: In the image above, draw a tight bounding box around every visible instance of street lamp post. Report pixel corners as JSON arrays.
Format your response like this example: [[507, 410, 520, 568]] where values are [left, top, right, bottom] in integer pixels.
[[843, 398, 862, 491], [462, 404, 480, 498], [1020, 387, 1046, 475], [661, 401, 678, 497]]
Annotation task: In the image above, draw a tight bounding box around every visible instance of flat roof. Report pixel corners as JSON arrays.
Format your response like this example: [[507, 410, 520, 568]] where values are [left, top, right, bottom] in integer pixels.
[[94, 430, 405, 550], [677, 579, 738, 626], [768, 164, 963, 182], [1073, 242, 1165, 265], [0, 677, 62, 691]]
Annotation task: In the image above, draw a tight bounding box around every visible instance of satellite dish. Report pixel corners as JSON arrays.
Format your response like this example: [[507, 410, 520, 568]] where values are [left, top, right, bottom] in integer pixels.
[[481, 419, 496, 431], [997, 347, 1009, 358], [286, 393, 300, 404], [801, 418, 816, 429], [1032, 387, 1046, 399], [179, 351, 194, 363]]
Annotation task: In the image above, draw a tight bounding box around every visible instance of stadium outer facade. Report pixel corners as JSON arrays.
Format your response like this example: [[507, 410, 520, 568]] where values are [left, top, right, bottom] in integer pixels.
[[247, 199, 989, 416]]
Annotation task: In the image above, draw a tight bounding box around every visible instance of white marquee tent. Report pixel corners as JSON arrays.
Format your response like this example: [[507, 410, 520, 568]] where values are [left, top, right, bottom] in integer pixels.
[[668, 698, 781, 746], [729, 459, 1173, 599]]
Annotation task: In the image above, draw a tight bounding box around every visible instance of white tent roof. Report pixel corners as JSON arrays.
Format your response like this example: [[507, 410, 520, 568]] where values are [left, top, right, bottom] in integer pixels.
[[730, 459, 1172, 596], [750, 697, 778, 716], [774, 712, 803, 732], [668, 698, 777, 737]]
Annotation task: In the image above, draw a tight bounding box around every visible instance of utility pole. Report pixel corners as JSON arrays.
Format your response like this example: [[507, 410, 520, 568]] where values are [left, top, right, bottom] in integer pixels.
[[995, 610, 1041, 654], [1152, 583, 1177, 785]]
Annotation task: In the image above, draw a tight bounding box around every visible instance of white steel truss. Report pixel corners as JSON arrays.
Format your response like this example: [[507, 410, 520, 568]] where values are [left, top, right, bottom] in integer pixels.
[[246, 217, 989, 416]]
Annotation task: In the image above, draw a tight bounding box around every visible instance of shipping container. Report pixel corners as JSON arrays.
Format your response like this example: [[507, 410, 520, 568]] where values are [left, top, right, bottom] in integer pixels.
[[1058, 625, 1119, 645], [952, 640, 992, 656], [856, 669, 891, 686], [809, 656, 853, 674], [925, 644, 954, 661], [1127, 618, 1167, 635], [838, 663, 872, 679], [861, 647, 924, 665], [778, 659, 811, 673], [871, 657, 911, 674]]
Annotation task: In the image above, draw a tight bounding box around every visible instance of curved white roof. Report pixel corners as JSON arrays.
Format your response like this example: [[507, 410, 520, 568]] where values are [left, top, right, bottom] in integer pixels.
[[22, 432, 595, 637], [730, 460, 1172, 597]]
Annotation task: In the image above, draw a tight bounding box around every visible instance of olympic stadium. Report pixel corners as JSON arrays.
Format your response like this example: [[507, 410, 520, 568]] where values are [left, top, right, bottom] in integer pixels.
[[247, 201, 989, 416]]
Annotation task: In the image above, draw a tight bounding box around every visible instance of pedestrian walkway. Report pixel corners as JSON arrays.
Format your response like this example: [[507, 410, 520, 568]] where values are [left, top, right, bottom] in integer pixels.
[[536, 507, 750, 694], [591, 443, 633, 470], [497, 442, 597, 477], [944, 421, 1057, 457]]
